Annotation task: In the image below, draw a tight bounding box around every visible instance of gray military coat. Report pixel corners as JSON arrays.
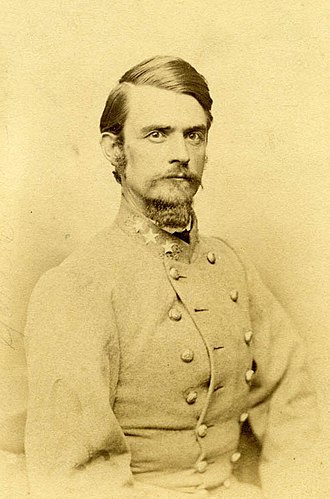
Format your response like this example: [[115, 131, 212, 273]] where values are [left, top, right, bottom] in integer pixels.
[[24, 197, 320, 498]]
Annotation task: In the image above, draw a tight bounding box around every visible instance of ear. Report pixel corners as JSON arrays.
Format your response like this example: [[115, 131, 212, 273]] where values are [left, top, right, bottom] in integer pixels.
[[100, 132, 122, 165]]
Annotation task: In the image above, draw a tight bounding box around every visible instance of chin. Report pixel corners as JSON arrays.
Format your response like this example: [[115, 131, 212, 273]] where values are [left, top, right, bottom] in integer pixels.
[[148, 184, 197, 205], [143, 196, 194, 228]]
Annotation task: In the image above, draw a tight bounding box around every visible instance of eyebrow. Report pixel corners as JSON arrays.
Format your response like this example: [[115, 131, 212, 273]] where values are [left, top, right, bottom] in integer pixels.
[[185, 125, 207, 134], [140, 124, 207, 135]]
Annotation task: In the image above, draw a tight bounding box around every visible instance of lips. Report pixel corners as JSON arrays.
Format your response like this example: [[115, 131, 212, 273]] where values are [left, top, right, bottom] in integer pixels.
[[153, 172, 201, 187], [164, 175, 193, 181]]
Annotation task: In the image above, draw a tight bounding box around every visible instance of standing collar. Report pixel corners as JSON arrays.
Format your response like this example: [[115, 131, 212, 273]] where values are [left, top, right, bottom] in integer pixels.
[[114, 195, 199, 263]]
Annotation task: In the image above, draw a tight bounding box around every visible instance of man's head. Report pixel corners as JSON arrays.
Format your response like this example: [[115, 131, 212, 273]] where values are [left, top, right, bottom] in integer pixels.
[[100, 56, 213, 228]]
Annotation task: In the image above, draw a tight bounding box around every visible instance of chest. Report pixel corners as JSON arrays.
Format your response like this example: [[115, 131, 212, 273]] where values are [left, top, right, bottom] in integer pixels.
[[111, 247, 254, 425]]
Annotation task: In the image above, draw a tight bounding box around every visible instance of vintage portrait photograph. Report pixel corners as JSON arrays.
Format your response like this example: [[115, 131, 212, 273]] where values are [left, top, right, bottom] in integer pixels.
[[1, 1, 329, 497]]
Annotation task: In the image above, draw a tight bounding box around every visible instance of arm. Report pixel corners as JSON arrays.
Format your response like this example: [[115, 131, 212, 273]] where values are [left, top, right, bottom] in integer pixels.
[[24, 268, 191, 499], [241, 254, 322, 498]]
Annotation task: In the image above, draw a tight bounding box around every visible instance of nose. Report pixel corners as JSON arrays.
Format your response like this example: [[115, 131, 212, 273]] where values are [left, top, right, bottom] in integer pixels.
[[168, 134, 190, 165]]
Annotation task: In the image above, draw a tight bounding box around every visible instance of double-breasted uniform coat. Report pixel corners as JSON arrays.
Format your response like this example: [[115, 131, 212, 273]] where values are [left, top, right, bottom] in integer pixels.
[[24, 196, 320, 498]]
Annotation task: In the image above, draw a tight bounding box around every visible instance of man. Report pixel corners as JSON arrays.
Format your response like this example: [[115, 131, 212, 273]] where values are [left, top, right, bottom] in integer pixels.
[[24, 56, 320, 498]]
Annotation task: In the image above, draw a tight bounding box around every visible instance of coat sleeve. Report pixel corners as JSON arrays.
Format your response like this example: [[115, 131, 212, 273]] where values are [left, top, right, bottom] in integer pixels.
[[24, 268, 191, 499], [239, 252, 323, 498]]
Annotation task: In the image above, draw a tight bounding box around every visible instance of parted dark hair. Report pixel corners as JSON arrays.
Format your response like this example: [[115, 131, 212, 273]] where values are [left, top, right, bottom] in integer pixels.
[[99, 56, 213, 138]]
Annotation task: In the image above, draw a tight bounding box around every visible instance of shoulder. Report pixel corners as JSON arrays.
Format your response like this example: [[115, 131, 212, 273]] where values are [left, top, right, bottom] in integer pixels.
[[30, 224, 129, 306], [25, 226, 127, 349]]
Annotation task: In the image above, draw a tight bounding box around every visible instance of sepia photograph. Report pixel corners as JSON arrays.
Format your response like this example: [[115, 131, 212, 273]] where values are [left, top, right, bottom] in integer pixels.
[[1, 1, 329, 497]]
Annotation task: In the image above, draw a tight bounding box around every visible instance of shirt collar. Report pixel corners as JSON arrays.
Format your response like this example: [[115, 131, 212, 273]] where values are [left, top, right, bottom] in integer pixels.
[[161, 218, 192, 235]]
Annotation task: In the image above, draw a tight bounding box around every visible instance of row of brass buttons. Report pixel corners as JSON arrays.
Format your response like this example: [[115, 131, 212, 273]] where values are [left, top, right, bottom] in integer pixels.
[[194, 452, 242, 475], [170, 305, 253, 346], [167, 251, 248, 485], [168, 308, 195, 365]]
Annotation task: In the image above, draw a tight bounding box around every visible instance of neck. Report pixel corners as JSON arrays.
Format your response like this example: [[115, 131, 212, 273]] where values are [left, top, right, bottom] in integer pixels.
[[121, 185, 146, 217]]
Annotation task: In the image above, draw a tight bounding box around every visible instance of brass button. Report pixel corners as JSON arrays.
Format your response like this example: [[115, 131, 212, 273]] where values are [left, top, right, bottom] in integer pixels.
[[223, 478, 231, 488], [197, 424, 208, 437], [195, 460, 207, 473], [239, 412, 249, 423], [169, 308, 182, 321], [231, 452, 241, 463], [230, 290, 239, 302], [244, 330, 253, 344], [207, 251, 216, 264], [169, 267, 180, 280], [186, 391, 197, 404], [245, 369, 254, 382], [181, 349, 194, 363]]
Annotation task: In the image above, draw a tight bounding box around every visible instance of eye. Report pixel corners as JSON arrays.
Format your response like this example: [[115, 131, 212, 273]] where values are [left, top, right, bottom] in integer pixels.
[[186, 131, 205, 145], [146, 130, 166, 142]]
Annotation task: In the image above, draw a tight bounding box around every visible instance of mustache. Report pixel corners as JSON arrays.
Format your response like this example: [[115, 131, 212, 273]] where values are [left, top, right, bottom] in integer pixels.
[[158, 168, 201, 183]]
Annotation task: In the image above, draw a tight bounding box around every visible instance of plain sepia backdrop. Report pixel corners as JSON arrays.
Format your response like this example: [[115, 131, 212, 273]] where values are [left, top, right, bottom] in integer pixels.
[[1, 0, 329, 495]]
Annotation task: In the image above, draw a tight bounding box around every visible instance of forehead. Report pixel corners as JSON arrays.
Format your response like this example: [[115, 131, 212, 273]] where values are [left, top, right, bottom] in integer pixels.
[[125, 85, 208, 130]]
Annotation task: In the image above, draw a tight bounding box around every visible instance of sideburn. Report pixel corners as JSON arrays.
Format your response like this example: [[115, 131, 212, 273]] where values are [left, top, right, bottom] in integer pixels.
[[112, 144, 127, 184]]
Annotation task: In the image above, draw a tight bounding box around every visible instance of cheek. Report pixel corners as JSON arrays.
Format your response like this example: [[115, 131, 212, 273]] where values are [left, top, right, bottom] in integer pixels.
[[124, 144, 137, 165], [124, 145, 157, 189], [125, 143, 158, 168], [192, 148, 207, 173]]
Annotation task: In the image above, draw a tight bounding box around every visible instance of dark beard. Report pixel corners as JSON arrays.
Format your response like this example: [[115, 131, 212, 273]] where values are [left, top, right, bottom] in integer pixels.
[[144, 198, 194, 228]]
